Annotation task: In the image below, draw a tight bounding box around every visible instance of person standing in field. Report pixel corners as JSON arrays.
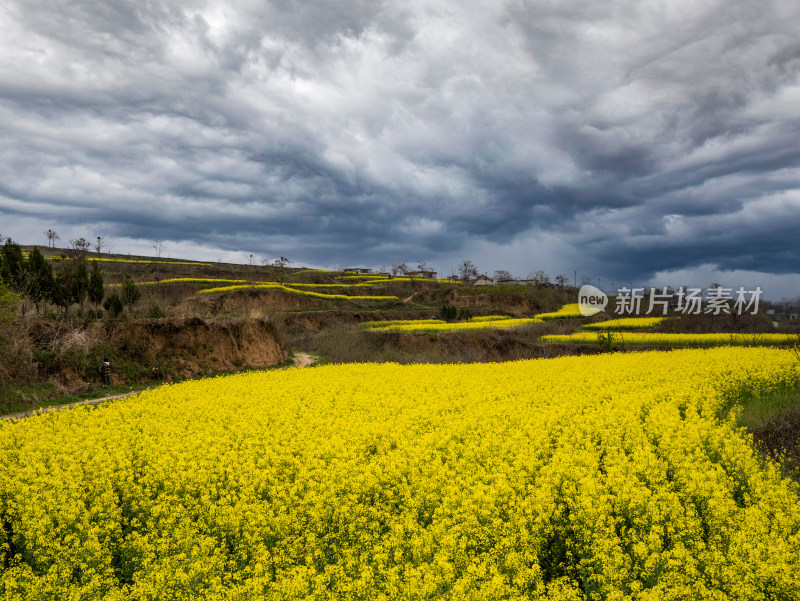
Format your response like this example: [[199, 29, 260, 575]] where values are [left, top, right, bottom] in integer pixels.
[[101, 358, 111, 386]]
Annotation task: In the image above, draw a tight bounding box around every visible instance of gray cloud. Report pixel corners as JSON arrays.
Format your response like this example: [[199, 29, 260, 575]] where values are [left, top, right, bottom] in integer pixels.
[[1, 0, 798, 296]]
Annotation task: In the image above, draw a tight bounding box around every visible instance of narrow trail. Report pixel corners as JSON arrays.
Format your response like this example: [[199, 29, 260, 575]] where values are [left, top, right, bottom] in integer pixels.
[[1, 391, 145, 422], [2, 353, 320, 422], [292, 352, 318, 368]]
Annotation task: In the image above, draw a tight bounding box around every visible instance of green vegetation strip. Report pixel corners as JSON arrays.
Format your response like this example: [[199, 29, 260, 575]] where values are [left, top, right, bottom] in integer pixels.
[[49, 257, 213, 266]]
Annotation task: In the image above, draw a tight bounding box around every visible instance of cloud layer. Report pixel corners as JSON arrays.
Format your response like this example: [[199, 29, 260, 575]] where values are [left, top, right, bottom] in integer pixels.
[[1, 0, 798, 295]]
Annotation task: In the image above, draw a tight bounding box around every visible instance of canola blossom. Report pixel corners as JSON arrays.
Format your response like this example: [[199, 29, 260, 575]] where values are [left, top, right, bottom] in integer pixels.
[[108, 278, 248, 287], [365, 318, 543, 333], [543, 332, 798, 347], [537, 303, 601, 320], [469, 315, 515, 322], [1, 348, 799, 599], [109, 279, 381, 289], [360, 319, 447, 329], [582, 317, 669, 331], [361, 316, 517, 330], [197, 283, 399, 301], [288, 282, 386, 289]]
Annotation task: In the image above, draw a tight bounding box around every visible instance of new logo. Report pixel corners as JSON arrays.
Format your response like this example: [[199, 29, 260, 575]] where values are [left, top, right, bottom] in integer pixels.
[[578, 285, 607, 316]]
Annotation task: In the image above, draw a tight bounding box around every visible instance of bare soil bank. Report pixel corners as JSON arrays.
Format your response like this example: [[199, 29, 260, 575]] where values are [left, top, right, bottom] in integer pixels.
[[22, 317, 289, 389]]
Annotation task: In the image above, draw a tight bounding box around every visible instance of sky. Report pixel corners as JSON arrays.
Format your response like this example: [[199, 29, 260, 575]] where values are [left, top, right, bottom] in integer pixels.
[[1, 0, 798, 299]]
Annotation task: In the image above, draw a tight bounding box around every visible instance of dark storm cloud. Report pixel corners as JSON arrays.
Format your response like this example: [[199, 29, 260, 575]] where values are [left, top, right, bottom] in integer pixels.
[[0, 0, 799, 286]]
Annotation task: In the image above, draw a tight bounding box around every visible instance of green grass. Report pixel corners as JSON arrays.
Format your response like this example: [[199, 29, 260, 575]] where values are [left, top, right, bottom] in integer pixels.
[[733, 384, 800, 432], [0, 380, 152, 417], [0, 358, 296, 418]]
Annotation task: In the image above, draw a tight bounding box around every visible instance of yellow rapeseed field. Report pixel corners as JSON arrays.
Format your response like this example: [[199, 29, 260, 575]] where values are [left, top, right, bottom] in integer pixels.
[[360, 319, 448, 329], [366, 318, 542, 333], [543, 332, 797, 347], [582, 318, 669, 331], [108, 278, 248, 287], [537, 304, 601, 320], [1, 348, 799, 599], [197, 283, 399, 301], [361, 316, 533, 333]]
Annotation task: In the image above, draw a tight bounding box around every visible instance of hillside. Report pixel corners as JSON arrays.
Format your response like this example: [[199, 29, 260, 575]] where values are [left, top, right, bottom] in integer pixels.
[[1, 244, 795, 416]]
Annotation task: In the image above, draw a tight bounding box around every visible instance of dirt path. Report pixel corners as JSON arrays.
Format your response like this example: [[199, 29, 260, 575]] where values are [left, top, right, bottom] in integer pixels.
[[292, 352, 317, 368], [3, 354, 320, 422], [1, 391, 146, 422]]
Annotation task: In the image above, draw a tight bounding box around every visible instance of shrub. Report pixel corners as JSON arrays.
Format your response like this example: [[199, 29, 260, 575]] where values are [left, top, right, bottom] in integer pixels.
[[147, 303, 167, 319], [103, 292, 124, 318], [121, 274, 141, 306]]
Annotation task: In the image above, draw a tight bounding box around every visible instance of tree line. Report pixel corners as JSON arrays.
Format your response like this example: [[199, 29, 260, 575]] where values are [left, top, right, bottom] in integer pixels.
[[0, 239, 140, 319]]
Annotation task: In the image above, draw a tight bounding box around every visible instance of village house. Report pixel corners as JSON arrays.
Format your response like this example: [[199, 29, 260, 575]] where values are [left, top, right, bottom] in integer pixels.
[[406, 269, 437, 279]]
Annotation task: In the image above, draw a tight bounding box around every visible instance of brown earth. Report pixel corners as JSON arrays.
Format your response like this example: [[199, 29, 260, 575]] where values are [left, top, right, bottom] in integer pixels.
[[176, 288, 405, 319], [373, 331, 604, 362], [113, 317, 288, 378], [280, 309, 440, 332], [22, 317, 289, 387]]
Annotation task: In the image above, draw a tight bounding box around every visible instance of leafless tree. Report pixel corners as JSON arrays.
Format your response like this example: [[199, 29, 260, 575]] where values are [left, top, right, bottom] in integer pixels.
[[273, 256, 293, 283], [249, 254, 254, 266], [152, 240, 165, 258], [555, 274, 570, 288], [580, 275, 593, 286], [493, 270, 514, 283], [70, 237, 91, 255], [94, 236, 107, 257], [458, 259, 478, 282], [391, 262, 408, 276], [44, 229, 59, 248], [529, 270, 550, 286]]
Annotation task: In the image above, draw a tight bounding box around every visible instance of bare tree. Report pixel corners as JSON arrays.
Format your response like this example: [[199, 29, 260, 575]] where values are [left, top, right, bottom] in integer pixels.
[[70, 237, 91, 255], [391, 262, 408, 276], [152, 240, 165, 258], [493, 270, 514, 283], [273, 256, 293, 283], [249, 254, 254, 266], [94, 236, 107, 257], [458, 259, 478, 282], [44, 229, 59, 248], [555, 274, 570, 288], [529, 270, 550, 286], [580, 275, 592, 286]]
